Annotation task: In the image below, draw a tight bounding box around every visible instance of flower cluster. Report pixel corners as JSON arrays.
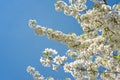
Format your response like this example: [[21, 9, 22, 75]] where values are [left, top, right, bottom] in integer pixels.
[[27, 66, 44, 80], [43, 48, 58, 55], [29, 20, 82, 49], [27, 0, 120, 80], [40, 48, 67, 71], [27, 66, 56, 80], [55, 0, 87, 18]]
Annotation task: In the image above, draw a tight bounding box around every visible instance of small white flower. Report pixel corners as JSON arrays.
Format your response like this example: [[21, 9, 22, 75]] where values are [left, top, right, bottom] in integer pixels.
[[33, 71, 40, 78], [29, 19, 36, 28], [37, 76, 44, 80], [52, 64, 58, 71], [53, 55, 67, 65], [44, 48, 58, 55], [47, 77, 54, 80], [26, 66, 35, 74], [40, 57, 51, 67]]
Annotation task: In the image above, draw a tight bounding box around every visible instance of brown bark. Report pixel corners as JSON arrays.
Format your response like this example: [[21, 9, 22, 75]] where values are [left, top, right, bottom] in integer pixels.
[[103, 0, 107, 4]]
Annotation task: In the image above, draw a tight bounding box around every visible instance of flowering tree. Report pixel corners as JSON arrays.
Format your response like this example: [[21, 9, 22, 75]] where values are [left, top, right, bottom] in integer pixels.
[[27, 0, 120, 80]]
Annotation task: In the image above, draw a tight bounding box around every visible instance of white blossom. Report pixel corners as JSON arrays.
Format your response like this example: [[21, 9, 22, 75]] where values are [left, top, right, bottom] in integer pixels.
[[40, 57, 51, 67], [27, 0, 120, 80], [44, 48, 58, 55], [26, 66, 44, 80], [27, 66, 35, 74], [52, 64, 58, 71], [53, 55, 67, 65]]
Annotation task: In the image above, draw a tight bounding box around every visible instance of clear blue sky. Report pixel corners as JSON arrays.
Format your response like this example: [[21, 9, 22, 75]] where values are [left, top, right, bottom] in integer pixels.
[[0, 0, 119, 80]]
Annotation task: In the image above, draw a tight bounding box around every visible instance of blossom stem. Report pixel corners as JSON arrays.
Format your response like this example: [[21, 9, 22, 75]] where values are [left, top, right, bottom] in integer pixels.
[[103, 0, 107, 5]]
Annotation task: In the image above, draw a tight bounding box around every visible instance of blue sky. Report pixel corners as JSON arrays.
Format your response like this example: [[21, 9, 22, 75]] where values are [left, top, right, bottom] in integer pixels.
[[0, 0, 119, 80]]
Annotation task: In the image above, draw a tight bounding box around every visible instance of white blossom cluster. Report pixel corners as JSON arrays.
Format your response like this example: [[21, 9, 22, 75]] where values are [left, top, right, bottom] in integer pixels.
[[40, 48, 67, 70], [27, 66, 44, 80], [27, 0, 120, 80], [29, 20, 82, 49], [43, 48, 58, 55], [53, 55, 67, 65], [27, 66, 55, 80], [55, 0, 87, 18]]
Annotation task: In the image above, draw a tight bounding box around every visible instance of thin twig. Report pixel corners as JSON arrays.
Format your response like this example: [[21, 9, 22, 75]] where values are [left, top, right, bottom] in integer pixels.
[[103, 0, 107, 5]]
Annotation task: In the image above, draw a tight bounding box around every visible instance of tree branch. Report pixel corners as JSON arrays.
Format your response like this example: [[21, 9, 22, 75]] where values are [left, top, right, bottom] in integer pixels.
[[103, 0, 107, 4]]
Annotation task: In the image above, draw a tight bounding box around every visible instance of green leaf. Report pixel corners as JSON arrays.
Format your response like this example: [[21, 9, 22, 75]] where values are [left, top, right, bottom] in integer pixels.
[[81, 43, 86, 49], [101, 72, 105, 76], [43, 52, 50, 57], [93, 3, 100, 9], [113, 55, 120, 60]]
